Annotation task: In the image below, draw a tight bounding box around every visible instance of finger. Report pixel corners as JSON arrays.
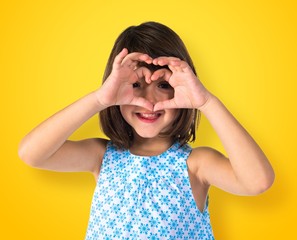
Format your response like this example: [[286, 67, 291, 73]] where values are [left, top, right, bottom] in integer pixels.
[[153, 58, 184, 72], [153, 57, 180, 66], [169, 60, 194, 74], [138, 53, 153, 64], [113, 48, 129, 68], [135, 67, 152, 84], [122, 52, 152, 66], [129, 97, 154, 111], [154, 99, 178, 111], [168, 64, 183, 72], [153, 57, 192, 73], [169, 60, 192, 73], [151, 68, 172, 81]]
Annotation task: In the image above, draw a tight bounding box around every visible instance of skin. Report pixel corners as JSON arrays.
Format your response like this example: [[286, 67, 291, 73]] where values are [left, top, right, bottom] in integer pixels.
[[120, 77, 177, 140], [18, 48, 275, 212]]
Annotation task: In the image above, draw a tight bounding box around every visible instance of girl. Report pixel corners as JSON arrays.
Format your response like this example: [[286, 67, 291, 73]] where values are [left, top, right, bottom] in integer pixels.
[[18, 22, 275, 239]]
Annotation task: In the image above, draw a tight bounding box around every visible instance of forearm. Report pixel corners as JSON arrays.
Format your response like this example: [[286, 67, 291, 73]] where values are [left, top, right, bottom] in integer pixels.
[[199, 94, 275, 192], [18, 91, 104, 165]]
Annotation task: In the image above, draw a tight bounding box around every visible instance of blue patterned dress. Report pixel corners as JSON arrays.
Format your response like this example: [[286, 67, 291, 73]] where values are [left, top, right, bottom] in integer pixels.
[[85, 141, 214, 239]]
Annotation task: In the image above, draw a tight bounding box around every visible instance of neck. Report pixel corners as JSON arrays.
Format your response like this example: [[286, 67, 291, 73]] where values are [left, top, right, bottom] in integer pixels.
[[129, 135, 174, 157]]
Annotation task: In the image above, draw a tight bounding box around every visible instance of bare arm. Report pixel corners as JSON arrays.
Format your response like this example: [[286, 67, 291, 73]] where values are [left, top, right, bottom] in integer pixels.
[[18, 92, 108, 175], [197, 95, 275, 195], [18, 49, 154, 176], [152, 57, 275, 195]]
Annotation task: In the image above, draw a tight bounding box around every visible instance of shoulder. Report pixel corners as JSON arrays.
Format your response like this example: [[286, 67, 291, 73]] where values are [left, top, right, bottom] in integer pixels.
[[189, 146, 225, 160], [77, 138, 109, 178], [92, 137, 109, 158], [187, 146, 227, 183], [73, 137, 108, 157]]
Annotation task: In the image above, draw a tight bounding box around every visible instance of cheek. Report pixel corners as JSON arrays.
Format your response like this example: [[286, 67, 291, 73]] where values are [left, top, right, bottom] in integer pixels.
[[119, 105, 130, 122], [166, 109, 178, 122], [155, 89, 174, 101], [168, 90, 174, 99]]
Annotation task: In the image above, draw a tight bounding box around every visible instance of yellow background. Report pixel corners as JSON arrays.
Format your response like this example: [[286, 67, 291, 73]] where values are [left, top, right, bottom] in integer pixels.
[[1, 0, 296, 239]]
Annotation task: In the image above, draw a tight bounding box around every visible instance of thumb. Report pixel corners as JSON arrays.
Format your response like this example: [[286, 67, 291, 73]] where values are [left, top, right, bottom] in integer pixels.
[[153, 99, 177, 112], [130, 97, 154, 112]]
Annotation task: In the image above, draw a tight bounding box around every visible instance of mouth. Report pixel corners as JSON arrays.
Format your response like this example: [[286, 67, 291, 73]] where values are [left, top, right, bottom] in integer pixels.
[[135, 112, 162, 123]]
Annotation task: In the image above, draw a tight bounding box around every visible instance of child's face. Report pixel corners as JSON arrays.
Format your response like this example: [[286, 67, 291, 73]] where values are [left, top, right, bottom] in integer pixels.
[[120, 77, 177, 139]]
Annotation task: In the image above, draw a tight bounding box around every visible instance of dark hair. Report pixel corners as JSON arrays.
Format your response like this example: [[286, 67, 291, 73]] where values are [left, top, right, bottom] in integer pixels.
[[99, 21, 200, 149]]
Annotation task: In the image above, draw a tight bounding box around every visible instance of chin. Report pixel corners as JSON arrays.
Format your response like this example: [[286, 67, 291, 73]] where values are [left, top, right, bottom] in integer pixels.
[[135, 132, 159, 139], [133, 129, 161, 139]]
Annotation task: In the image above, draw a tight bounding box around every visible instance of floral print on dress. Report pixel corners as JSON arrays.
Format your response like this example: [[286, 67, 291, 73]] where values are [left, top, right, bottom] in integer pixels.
[[86, 141, 214, 239]]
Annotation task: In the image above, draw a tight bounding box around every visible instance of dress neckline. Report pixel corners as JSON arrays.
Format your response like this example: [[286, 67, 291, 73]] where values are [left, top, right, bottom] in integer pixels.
[[127, 141, 179, 158]]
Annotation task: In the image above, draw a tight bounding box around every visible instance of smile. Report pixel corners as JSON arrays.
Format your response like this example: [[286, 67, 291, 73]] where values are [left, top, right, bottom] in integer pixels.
[[136, 112, 162, 123]]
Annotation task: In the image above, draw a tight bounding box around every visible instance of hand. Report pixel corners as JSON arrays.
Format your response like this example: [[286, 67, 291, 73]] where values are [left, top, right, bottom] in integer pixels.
[[151, 57, 212, 111], [96, 48, 154, 110]]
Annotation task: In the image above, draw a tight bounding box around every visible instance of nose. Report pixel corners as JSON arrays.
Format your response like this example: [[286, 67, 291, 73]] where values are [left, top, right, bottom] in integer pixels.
[[142, 84, 157, 105]]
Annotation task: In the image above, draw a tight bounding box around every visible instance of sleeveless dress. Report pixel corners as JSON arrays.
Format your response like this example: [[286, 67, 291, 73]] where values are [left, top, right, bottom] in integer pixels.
[[85, 141, 214, 239]]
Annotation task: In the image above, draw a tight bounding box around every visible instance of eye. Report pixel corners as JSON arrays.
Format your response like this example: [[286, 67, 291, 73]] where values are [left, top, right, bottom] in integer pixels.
[[132, 82, 141, 88], [158, 81, 172, 89]]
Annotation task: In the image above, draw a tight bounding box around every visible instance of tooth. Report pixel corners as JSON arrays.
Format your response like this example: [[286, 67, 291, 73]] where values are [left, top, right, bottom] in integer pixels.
[[140, 113, 157, 118]]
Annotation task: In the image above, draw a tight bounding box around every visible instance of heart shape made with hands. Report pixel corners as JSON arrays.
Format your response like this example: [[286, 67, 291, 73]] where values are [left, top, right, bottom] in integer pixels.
[[115, 48, 204, 111], [105, 49, 204, 111], [132, 58, 199, 112], [134, 64, 172, 86], [133, 65, 175, 110]]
